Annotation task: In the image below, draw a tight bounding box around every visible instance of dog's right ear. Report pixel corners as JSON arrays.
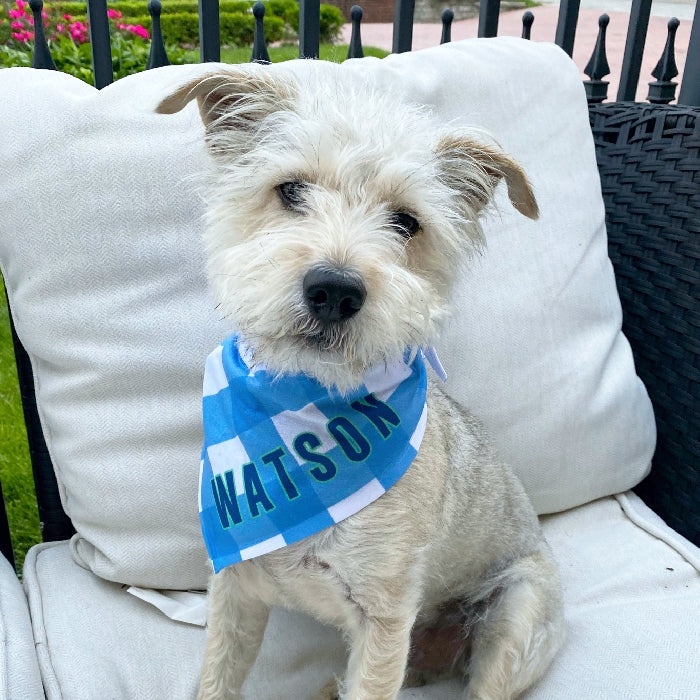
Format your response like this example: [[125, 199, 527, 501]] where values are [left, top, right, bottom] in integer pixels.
[[156, 67, 298, 134]]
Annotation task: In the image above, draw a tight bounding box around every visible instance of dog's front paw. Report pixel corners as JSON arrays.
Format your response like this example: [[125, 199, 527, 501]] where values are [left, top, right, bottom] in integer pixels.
[[310, 678, 340, 700]]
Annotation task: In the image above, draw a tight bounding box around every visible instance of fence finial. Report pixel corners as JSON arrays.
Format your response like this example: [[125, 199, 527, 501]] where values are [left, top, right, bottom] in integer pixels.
[[147, 0, 170, 69], [521, 11, 534, 40], [583, 14, 610, 104], [28, 0, 56, 70], [251, 1, 271, 64], [648, 18, 680, 104], [347, 6, 364, 59], [441, 9, 454, 45]]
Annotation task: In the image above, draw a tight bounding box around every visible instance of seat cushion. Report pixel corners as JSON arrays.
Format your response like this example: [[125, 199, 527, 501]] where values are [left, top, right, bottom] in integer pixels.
[[23, 494, 699, 699], [0, 554, 43, 700], [0, 38, 655, 589]]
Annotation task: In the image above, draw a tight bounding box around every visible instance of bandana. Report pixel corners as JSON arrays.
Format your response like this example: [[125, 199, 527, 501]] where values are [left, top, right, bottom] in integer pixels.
[[199, 336, 443, 573]]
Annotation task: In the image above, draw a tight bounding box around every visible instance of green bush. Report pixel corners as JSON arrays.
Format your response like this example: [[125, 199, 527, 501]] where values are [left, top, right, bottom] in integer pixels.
[[53, 0, 343, 45], [128, 10, 285, 47], [221, 12, 285, 46], [57, 1, 255, 16]]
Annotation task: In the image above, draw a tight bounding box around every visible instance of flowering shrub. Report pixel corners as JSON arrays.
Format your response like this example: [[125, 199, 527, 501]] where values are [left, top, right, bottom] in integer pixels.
[[0, 1, 187, 82]]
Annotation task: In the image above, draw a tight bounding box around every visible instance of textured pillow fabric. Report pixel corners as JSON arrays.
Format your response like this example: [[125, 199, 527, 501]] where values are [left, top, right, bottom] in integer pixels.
[[0, 37, 654, 589], [359, 40, 657, 512], [0, 67, 224, 589]]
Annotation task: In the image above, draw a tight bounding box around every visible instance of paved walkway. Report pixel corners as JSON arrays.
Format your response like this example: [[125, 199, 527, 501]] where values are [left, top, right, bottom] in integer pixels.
[[341, 1, 695, 101]]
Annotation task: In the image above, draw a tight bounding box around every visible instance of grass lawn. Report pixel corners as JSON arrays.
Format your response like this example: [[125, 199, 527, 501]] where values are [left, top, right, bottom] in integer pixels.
[[195, 43, 389, 63], [0, 283, 40, 575], [0, 42, 389, 575]]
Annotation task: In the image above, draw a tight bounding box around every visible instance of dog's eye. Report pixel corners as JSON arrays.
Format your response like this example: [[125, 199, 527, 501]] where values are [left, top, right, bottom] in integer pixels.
[[389, 211, 420, 238], [276, 181, 307, 210]]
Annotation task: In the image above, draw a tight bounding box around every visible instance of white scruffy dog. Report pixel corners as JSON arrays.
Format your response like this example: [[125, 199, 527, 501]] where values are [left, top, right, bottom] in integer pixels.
[[158, 64, 564, 700]]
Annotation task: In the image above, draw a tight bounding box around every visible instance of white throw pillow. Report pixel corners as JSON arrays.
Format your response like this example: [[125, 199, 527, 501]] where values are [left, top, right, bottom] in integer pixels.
[[0, 37, 655, 589]]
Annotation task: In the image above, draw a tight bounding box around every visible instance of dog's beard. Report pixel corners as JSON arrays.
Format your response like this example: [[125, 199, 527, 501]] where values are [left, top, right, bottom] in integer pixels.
[[299, 322, 350, 353]]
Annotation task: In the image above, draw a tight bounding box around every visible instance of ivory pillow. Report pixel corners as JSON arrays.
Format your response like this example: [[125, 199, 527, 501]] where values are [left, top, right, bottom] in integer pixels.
[[0, 37, 655, 589]]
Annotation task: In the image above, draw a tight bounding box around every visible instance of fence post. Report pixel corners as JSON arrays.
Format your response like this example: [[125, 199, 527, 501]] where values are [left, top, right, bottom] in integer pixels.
[[478, 0, 501, 38], [28, 0, 56, 70], [86, 0, 113, 88], [199, 0, 221, 62], [441, 9, 454, 44], [0, 481, 14, 571], [555, 0, 581, 56], [617, 0, 652, 101], [299, 0, 320, 59], [583, 14, 610, 104], [647, 18, 680, 104], [393, 0, 415, 53], [251, 1, 271, 63], [146, 0, 170, 69], [347, 6, 364, 59], [678, 1, 699, 105]]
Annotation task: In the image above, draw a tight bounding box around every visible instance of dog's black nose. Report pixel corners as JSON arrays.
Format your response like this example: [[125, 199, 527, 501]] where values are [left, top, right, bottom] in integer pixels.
[[303, 267, 366, 324]]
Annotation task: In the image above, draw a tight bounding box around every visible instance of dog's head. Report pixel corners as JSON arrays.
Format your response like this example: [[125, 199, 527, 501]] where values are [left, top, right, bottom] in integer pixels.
[[158, 65, 537, 392]]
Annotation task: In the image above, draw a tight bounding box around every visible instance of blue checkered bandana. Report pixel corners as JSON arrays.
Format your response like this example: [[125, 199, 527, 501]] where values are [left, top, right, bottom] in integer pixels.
[[199, 335, 439, 572]]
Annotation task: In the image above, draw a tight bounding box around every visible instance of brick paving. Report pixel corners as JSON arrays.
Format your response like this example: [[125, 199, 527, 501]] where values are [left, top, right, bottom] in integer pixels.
[[341, 6, 692, 101]]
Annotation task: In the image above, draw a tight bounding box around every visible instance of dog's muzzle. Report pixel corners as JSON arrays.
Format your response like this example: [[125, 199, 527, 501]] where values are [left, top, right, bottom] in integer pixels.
[[303, 266, 366, 324]]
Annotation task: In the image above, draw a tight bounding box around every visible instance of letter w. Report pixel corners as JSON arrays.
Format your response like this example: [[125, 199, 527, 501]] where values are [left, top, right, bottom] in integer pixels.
[[350, 393, 401, 438], [211, 471, 243, 529]]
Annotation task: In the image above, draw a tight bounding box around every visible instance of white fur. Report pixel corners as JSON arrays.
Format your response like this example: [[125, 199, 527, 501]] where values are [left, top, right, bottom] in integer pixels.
[[157, 65, 562, 700]]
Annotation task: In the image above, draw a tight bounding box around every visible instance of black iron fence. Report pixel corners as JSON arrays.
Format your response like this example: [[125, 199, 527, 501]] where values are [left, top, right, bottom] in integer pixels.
[[14, 0, 700, 105]]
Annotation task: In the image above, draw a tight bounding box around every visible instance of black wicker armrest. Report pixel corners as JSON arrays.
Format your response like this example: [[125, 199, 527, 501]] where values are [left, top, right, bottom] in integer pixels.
[[589, 103, 699, 546]]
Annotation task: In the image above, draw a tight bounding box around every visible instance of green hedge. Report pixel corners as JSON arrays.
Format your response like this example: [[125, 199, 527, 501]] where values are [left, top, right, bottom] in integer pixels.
[[54, 0, 344, 44], [58, 1, 255, 16], [126, 12, 285, 47]]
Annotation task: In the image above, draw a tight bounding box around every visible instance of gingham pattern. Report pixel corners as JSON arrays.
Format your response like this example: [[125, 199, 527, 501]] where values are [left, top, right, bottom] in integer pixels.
[[199, 336, 429, 572]]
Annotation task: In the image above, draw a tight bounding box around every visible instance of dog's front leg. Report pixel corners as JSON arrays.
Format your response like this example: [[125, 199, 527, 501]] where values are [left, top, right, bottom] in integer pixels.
[[198, 563, 271, 700], [340, 603, 418, 700]]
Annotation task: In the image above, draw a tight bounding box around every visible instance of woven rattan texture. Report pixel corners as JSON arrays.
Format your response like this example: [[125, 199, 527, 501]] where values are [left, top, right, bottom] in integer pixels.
[[590, 103, 699, 546]]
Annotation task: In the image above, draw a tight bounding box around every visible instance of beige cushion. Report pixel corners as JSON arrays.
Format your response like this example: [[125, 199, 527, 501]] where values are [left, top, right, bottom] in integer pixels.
[[22, 495, 700, 698], [0, 555, 43, 699]]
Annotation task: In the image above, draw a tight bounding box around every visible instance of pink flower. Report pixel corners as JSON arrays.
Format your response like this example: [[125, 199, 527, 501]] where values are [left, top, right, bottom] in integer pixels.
[[68, 20, 88, 43], [11, 20, 23, 29], [107, 9, 122, 19], [12, 29, 33, 42], [121, 23, 149, 40], [9, 9, 24, 19], [63, 14, 72, 21], [56, 23, 64, 32]]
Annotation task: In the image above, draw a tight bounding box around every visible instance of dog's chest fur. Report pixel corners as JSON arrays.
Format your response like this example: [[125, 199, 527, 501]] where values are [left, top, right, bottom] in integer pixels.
[[232, 380, 543, 634]]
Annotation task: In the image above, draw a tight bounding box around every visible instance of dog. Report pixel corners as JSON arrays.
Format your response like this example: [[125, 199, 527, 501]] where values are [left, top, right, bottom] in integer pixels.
[[157, 63, 565, 700]]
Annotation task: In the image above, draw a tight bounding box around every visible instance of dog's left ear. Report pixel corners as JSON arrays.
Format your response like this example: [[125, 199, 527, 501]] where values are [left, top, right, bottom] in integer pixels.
[[435, 136, 539, 220], [156, 66, 298, 134]]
